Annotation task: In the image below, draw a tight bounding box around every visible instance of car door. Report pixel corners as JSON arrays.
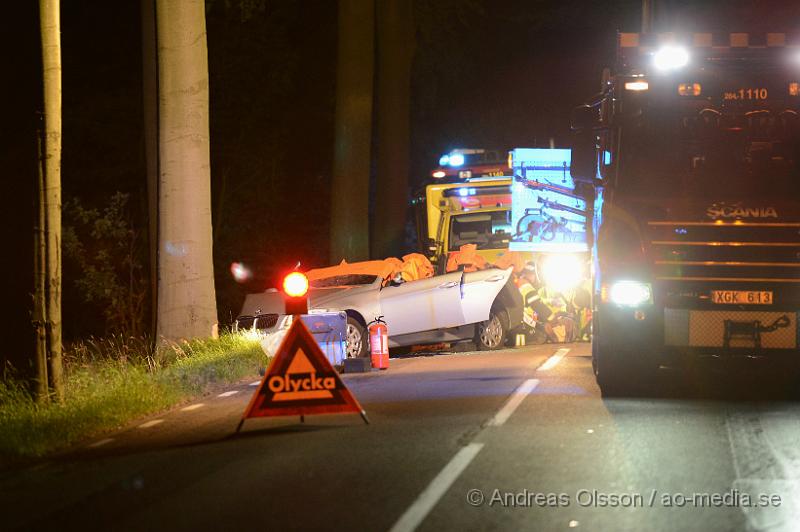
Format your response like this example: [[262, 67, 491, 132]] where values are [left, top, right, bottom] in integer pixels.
[[378, 271, 465, 336], [459, 268, 512, 324]]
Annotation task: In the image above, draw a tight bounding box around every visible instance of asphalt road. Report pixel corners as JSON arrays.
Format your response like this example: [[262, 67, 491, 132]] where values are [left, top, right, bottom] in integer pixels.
[[4, 343, 800, 531]]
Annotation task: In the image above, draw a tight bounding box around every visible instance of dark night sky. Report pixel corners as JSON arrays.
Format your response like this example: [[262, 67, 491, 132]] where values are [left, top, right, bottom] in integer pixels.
[[2, 1, 799, 370]]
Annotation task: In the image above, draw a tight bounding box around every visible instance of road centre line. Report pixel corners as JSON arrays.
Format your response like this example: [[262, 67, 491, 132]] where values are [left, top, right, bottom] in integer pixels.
[[249, 380, 261, 386], [487, 379, 540, 427], [537, 347, 570, 371], [138, 419, 164, 429], [181, 403, 205, 412], [390, 346, 571, 531], [217, 390, 239, 397], [88, 438, 114, 448], [389, 443, 485, 532]]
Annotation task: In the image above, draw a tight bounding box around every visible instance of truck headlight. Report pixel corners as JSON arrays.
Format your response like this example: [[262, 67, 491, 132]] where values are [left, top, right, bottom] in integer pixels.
[[604, 281, 652, 307], [541, 254, 583, 292]]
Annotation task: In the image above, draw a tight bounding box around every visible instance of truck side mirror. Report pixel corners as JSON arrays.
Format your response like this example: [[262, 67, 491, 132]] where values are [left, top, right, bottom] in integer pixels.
[[570, 105, 599, 183], [570, 105, 596, 131]]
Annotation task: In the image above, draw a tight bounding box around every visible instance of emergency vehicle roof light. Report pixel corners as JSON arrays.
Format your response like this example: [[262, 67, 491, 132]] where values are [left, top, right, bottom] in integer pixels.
[[653, 46, 689, 71], [439, 155, 450, 166], [449, 153, 465, 167]]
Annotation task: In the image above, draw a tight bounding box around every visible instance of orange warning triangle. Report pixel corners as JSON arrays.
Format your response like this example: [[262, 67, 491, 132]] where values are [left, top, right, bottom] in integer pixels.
[[239, 318, 367, 426]]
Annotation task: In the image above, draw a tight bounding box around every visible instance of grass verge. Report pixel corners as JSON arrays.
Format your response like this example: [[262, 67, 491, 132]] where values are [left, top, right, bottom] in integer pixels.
[[0, 333, 266, 460]]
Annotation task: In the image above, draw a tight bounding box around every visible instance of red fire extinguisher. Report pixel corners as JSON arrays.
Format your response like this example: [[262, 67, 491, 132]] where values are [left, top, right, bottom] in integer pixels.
[[369, 316, 389, 370]]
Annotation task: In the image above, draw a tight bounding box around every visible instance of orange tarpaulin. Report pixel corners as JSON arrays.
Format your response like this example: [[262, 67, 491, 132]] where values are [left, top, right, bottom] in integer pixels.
[[491, 250, 527, 274], [399, 253, 434, 282], [445, 243, 487, 273], [306, 260, 397, 283], [306, 254, 435, 284]]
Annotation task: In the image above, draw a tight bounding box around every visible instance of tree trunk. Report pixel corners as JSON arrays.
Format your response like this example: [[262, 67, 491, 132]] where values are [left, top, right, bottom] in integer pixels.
[[141, 0, 159, 342], [39, 0, 64, 401], [33, 121, 48, 402], [372, 0, 415, 259], [155, 0, 218, 341], [329, 0, 375, 263]]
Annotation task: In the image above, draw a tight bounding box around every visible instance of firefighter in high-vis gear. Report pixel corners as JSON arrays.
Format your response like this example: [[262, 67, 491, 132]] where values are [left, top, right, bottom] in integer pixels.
[[517, 260, 590, 344]]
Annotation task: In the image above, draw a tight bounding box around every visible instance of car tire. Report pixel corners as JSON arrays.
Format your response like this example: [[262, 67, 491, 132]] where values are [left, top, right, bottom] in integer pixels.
[[476, 309, 508, 350], [345, 317, 368, 358]]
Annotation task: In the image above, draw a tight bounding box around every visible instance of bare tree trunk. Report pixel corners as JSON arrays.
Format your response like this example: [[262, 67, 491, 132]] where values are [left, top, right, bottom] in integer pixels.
[[156, 0, 218, 341], [33, 120, 48, 402], [141, 0, 159, 342], [39, 0, 64, 401], [372, 0, 414, 259], [330, 0, 374, 263]]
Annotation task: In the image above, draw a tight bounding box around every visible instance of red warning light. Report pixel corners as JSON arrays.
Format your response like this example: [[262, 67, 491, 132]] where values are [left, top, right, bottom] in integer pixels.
[[283, 272, 309, 298]]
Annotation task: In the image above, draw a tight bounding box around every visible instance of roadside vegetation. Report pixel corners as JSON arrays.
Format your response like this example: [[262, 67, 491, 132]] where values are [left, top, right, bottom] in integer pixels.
[[0, 333, 266, 460]]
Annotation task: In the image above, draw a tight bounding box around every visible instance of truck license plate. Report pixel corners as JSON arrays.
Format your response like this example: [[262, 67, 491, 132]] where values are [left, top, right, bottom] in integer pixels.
[[711, 290, 773, 305]]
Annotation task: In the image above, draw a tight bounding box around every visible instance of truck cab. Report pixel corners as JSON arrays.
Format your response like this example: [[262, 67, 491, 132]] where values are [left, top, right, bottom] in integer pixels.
[[572, 32, 800, 395], [417, 177, 515, 272]]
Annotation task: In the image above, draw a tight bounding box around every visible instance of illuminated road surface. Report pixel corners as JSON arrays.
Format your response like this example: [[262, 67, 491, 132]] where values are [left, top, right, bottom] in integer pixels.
[[3, 343, 800, 531]]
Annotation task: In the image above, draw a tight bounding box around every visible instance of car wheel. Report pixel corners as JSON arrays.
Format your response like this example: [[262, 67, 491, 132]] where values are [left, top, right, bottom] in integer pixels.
[[345, 317, 368, 358], [476, 310, 508, 350]]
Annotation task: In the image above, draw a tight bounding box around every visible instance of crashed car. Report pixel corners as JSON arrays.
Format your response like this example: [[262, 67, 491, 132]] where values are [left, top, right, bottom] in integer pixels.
[[236, 258, 523, 357], [302, 257, 523, 357]]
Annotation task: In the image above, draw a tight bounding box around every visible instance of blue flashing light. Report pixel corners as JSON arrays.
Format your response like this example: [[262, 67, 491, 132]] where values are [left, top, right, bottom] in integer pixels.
[[439, 154, 450, 166], [449, 153, 465, 167], [458, 188, 469, 197], [603, 151, 612, 165]]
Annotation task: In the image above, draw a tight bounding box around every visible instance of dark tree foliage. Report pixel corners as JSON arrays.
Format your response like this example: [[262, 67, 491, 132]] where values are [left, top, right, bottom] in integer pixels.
[[63, 193, 149, 338], [206, 0, 337, 325]]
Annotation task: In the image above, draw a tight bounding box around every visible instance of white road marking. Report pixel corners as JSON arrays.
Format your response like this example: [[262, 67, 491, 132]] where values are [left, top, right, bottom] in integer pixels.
[[726, 410, 800, 530], [389, 443, 484, 532], [487, 379, 539, 427], [181, 403, 205, 412], [537, 348, 570, 371], [138, 419, 164, 429], [389, 346, 573, 530], [88, 438, 113, 448], [249, 380, 262, 386], [218, 390, 239, 398]]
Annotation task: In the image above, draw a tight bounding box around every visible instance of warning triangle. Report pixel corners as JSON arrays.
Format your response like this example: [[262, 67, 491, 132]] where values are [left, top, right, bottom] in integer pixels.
[[239, 318, 367, 424]]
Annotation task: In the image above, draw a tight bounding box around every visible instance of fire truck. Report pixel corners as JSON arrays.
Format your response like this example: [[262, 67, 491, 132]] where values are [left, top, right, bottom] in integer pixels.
[[430, 148, 511, 181], [414, 176, 515, 272], [570, 32, 800, 395]]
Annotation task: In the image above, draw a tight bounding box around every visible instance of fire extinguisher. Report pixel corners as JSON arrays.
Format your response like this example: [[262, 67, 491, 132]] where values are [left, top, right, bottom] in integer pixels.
[[368, 316, 389, 370]]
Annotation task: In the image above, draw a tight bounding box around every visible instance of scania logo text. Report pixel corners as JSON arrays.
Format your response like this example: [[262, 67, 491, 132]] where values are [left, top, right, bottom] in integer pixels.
[[706, 203, 778, 220]]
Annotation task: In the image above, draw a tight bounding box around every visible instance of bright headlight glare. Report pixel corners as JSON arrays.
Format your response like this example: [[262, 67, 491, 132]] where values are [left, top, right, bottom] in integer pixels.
[[449, 153, 465, 167], [606, 281, 652, 306], [541, 254, 583, 292], [624, 80, 649, 91], [653, 46, 689, 71]]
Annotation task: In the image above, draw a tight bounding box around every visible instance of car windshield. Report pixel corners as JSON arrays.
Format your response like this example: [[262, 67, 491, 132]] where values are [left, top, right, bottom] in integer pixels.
[[449, 211, 512, 251], [617, 69, 800, 198], [310, 274, 378, 288]]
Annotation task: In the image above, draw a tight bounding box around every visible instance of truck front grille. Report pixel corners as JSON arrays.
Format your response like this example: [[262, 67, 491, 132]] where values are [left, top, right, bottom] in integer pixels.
[[648, 221, 800, 284], [664, 309, 798, 348]]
